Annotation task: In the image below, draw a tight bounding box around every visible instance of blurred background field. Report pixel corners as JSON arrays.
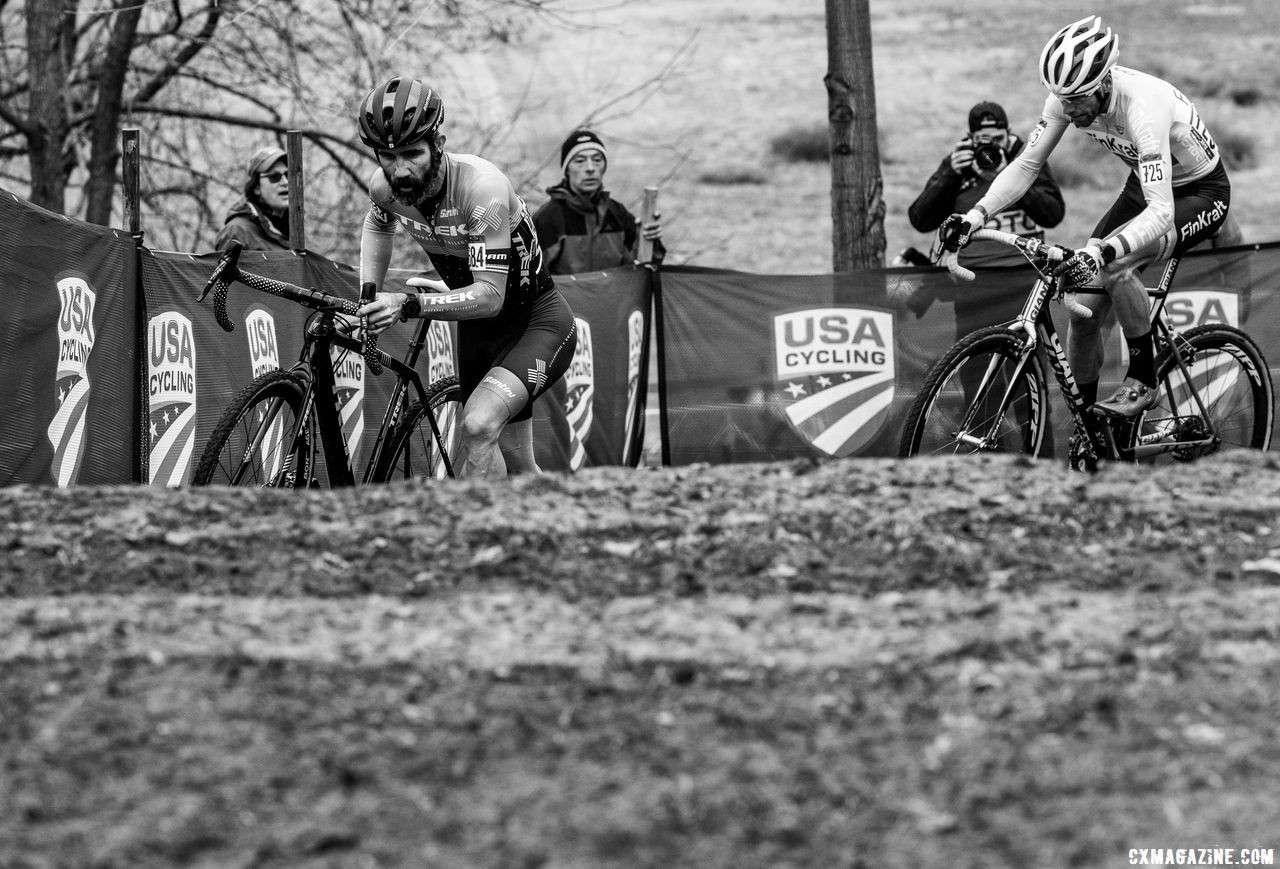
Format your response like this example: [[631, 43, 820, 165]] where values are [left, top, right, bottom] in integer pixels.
[[457, 0, 1280, 274]]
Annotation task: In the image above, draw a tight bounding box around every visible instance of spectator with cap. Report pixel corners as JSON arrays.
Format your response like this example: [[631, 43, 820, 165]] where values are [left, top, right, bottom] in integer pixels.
[[909, 100, 1065, 271], [532, 129, 664, 274], [213, 145, 292, 251]]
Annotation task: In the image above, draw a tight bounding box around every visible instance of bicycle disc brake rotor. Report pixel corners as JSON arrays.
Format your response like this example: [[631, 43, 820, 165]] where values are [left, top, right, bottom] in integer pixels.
[[1172, 416, 1215, 462]]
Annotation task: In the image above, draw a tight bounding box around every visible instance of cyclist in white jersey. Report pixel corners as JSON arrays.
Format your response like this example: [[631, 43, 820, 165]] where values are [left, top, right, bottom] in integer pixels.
[[940, 15, 1232, 419], [354, 76, 577, 477]]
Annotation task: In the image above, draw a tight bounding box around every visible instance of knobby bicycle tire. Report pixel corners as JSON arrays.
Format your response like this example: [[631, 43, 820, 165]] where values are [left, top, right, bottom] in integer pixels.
[[898, 325, 1050, 458], [370, 376, 463, 482], [1140, 323, 1275, 463], [191, 369, 313, 487]]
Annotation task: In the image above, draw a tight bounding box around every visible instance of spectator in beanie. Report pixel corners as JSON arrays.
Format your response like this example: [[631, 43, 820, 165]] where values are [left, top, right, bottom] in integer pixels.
[[533, 129, 664, 274], [214, 146, 292, 251]]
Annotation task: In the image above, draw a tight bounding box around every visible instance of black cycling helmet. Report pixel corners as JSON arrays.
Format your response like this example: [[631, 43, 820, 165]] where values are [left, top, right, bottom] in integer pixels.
[[357, 76, 444, 150]]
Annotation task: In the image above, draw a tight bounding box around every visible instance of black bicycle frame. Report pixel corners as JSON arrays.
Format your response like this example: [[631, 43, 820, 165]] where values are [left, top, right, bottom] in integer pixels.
[[1016, 255, 1214, 462], [281, 310, 445, 486]]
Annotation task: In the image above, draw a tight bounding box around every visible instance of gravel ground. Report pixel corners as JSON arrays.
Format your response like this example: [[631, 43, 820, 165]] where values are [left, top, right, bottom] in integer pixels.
[[4, 452, 1280, 868]]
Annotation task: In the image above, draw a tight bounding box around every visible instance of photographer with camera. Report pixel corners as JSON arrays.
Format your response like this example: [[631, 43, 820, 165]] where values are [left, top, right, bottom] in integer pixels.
[[909, 101, 1065, 274], [900, 101, 1065, 326]]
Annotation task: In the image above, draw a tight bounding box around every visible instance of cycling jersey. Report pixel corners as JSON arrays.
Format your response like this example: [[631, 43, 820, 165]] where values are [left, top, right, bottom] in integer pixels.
[[361, 152, 554, 326], [975, 66, 1222, 259]]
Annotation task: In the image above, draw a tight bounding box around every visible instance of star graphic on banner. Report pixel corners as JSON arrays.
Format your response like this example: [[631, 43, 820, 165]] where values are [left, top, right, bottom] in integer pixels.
[[816, 376, 832, 389], [785, 381, 807, 398]]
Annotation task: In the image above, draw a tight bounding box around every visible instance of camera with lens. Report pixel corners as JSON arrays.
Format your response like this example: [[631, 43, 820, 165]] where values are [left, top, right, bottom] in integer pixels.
[[971, 141, 1004, 173]]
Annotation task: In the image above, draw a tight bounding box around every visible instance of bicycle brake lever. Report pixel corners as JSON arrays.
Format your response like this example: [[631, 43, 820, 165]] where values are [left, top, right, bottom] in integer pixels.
[[198, 240, 241, 302], [199, 241, 241, 333]]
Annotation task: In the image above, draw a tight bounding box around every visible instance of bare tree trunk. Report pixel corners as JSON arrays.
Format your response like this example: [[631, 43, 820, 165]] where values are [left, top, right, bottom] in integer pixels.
[[85, 0, 142, 226], [824, 0, 885, 272], [25, 0, 77, 213]]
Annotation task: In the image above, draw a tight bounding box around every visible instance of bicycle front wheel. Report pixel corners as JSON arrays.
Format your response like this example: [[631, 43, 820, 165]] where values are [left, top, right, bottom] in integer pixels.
[[370, 376, 462, 482], [1141, 323, 1274, 463], [899, 326, 1050, 458], [191, 369, 314, 487]]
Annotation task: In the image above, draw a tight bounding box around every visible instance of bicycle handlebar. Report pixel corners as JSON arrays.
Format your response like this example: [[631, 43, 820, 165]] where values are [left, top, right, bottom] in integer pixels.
[[198, 240, 384, 374], [938, 228, 1095, 319]]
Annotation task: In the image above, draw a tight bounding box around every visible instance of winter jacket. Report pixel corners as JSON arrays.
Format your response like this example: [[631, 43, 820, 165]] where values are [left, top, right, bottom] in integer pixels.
[[532, 183, 662, 275], [908, 134, 1065, 268], [214, 197, 291, 251]]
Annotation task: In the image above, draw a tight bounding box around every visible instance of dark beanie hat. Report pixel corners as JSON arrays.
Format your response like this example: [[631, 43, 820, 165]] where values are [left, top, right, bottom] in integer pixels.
[[968, 101, 1009, 132], [560, 129, 607, 174], [243, 146, 287, 196]]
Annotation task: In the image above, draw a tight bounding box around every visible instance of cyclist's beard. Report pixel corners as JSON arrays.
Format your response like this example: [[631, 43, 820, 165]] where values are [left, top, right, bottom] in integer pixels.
[[387, 142, 444, 208]]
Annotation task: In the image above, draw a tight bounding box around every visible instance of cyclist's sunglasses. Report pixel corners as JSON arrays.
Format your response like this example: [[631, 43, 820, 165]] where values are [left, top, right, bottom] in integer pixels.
[[259, 170, 288, 184]]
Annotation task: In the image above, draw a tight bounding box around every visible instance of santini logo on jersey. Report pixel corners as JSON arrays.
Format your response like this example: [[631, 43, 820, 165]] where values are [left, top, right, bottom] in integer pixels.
[[773, 307, 895, 458]]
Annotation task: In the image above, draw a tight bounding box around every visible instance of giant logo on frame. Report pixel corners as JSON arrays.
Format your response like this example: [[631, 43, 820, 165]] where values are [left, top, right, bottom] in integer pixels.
[[774, 307, 894, 458], [148, 311, 197, 487], [47, 275, 97, 487]]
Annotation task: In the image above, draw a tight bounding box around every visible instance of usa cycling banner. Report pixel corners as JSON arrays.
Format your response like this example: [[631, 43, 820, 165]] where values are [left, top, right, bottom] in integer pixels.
[[657, 250, 1279, 464], [1, 180, 1278, 483], [141, 249, 315, 486], [0, 189, 138, 485], [532, 267, 652, 471]]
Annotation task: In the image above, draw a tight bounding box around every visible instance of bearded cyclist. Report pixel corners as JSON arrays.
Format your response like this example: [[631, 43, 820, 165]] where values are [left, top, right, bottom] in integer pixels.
[[939, 15, 1231, 420], [354, 76, 577, 478]]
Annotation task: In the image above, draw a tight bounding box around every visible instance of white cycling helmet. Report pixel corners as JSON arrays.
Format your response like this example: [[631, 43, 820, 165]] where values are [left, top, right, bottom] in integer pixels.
[[1039, 15, 1119, 98]]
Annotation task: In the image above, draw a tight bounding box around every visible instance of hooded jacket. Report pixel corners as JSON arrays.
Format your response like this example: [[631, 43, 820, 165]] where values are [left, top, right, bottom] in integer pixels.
[[533, 182, 661, 275], [213, 196, 291, 252]]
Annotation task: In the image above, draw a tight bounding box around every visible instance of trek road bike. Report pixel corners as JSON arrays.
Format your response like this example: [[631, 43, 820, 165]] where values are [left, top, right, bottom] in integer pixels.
[[191, 240, 461, 486]]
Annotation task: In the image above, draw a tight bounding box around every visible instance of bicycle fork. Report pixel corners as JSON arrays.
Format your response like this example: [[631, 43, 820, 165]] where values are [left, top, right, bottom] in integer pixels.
[[956, 338, 1042, 452]]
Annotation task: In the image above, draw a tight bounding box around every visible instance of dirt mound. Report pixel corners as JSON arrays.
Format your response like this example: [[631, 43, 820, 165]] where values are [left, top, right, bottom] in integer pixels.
[[5, 452, 1280, 866]]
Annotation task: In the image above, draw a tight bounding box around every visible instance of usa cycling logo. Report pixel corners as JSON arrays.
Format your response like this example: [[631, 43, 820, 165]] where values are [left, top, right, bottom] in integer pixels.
[[47, 274, 97, 487], [148, 311, 198, 487], [773, 307, 894, 457]]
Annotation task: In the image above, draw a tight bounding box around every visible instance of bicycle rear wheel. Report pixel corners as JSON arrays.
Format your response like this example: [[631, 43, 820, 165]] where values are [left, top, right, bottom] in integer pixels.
[[191, 369, 314, 487], [1140, 323, 1274, 463], [370, 376, 462, 482], [899, 326, 1050, 458]]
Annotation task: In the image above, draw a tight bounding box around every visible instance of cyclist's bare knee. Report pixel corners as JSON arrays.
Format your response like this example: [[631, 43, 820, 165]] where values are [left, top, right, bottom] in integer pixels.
[[457, 369, 530, 477], [1102, 263, 1151, 336]]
